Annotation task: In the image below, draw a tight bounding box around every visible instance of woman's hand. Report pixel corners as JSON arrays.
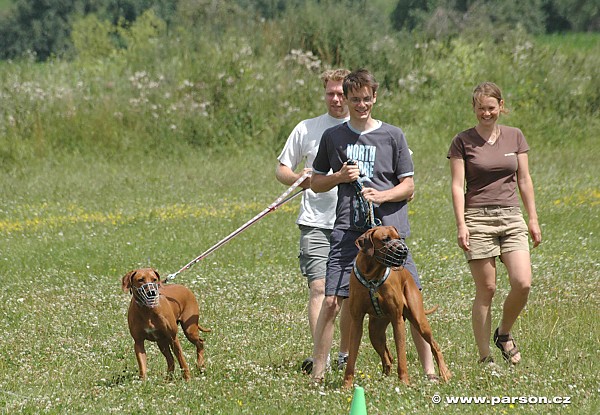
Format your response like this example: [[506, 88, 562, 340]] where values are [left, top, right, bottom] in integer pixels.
[[457, 224, 470, 251], [529, 219, 542, 248]]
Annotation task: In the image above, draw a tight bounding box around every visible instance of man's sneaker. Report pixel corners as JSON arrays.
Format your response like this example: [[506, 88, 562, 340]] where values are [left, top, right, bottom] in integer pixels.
[[337, 353, 348, 371], [301, 357, 313, 374]]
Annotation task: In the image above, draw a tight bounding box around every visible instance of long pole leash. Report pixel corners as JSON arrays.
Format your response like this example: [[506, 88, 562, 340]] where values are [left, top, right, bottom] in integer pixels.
[[164, 172, 310, 283]]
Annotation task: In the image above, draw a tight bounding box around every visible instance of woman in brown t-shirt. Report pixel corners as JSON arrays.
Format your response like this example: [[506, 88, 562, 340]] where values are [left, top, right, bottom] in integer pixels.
[[447, 82, 542, 365]]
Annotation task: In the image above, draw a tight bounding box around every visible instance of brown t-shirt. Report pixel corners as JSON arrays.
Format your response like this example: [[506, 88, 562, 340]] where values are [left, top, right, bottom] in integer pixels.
[[447, 125, 529, 207]]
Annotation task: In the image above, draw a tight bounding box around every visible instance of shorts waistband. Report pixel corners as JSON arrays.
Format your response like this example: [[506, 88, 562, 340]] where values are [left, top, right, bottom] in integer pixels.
[[465, 206, 521, 214]]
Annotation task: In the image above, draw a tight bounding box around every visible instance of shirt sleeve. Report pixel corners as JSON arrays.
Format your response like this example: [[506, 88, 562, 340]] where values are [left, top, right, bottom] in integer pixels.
[[515, 128, 530, 154], [447, 135, 465, 159], [395, 130, 414, 178], [277, 121, 306, 170], [312, 130, 331, 175]]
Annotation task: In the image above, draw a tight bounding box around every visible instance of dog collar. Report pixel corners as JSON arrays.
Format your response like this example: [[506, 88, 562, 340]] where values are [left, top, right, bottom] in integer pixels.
[[353, 262, 391, 316]]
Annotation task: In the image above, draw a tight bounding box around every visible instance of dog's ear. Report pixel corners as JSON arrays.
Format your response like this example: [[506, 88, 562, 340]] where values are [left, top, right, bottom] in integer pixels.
[[393, 226, 404, 239], [355, 229, 375, 257], [121, 270, 136, 292], [391, 225, 404, 239], [152, 268, 162, 285]]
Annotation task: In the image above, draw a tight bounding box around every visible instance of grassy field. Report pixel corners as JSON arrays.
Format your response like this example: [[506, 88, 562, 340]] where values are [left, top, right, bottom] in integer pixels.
[[0, 135, 598, 414]]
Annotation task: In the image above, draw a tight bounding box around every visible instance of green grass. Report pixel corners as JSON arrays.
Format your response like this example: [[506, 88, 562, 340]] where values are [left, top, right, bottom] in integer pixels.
[[0, 0, 12, 12], [536, 32, 600, 52], [0, 142, 598, 414]]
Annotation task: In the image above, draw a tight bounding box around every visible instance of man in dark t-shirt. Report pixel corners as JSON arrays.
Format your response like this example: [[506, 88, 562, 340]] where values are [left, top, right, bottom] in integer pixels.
[[309, 68, 436, 383]]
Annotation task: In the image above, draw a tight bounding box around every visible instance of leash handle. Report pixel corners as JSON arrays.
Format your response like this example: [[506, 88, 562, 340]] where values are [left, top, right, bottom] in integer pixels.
[[348, 159, 382, 229], [165, 172, 311, 283], [349, 173, 380, 229]]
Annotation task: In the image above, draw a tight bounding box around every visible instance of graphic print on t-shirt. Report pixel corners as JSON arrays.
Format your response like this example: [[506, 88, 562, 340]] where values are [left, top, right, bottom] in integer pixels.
[[346, 143, 376, 178], [346, 143, 378, 229]]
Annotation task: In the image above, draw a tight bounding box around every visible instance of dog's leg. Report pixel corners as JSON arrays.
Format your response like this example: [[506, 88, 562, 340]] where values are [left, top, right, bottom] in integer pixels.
[[368, 316, 393, 376], [182, 324, 207, 370], [342, 310, 366, 389], [180, 315, 209, 371], [157, 341, 177, 380], [391, 312, 410, 385], [408, 317, 452, 382], [430, 340, 452, 382], [170, 337, 191, 381], [405, 292, 452, 382], [134, 340, 148, 380]]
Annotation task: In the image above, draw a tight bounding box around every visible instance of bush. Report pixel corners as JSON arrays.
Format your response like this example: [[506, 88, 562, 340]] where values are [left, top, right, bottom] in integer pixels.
[[0, 3, 598, 167]]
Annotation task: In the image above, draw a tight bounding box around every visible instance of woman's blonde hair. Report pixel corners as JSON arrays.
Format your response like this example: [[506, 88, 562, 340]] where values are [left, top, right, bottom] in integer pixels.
[[472, 82, 509, 114]]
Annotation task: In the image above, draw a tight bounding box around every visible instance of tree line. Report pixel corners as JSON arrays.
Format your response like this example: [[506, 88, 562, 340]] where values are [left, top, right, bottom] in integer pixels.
[[0, 0, 597, 61]]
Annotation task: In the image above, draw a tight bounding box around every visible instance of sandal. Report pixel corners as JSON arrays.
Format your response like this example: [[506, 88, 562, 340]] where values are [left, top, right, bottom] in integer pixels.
[[309, 376, 324, 388], [494, 327, 520, 365], [478, 356, 494, 365], [426, 373, 440, 383]]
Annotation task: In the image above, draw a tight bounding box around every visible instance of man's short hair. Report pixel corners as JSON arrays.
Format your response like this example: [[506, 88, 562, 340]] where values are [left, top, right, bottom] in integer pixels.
[[320, 68, 351, 88], [343, 68, 379, 96]]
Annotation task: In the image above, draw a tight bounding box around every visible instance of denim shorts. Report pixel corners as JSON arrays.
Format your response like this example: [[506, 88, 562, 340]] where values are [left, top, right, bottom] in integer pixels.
[[298, 225, 332, 285], [325, 228, 421, 298], [464, 206, 529, 261]]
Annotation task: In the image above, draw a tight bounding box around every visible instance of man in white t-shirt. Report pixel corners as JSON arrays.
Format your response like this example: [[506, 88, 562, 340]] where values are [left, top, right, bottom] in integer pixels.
[[276, 69, 352, 373]]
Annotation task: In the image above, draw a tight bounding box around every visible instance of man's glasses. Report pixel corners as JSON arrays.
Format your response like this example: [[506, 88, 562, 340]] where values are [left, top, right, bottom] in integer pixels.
[[348, 96, 374, 105]]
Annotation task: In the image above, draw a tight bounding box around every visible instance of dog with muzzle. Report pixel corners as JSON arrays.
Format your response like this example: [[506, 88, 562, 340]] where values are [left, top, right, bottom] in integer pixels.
[[121, 268, 210, 380], [343, 226, 451, 388]]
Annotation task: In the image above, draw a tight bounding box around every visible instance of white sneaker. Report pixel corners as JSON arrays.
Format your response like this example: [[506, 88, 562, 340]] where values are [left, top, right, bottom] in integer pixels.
[[337, 353, 348, 371]]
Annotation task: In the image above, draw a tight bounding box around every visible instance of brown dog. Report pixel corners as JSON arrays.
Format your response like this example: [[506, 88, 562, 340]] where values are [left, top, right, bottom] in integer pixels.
[[343, 226, 451, 388], [121, 268, 210, 380]]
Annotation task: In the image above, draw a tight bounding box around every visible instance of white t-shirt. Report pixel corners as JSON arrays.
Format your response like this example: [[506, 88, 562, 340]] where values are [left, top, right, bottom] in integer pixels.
[[277, 113, 349, 229]]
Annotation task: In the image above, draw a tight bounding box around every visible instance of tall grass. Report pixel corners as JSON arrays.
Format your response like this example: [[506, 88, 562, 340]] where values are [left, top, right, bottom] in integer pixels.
[[0, 13, 598, 415], [1, 10, 598, 165]]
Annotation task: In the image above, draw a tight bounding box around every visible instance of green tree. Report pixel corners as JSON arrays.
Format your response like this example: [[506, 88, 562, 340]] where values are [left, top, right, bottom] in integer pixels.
[[391, 0, 430, 31], [551, 0, 600, 31], [0, 0, 177, 61]]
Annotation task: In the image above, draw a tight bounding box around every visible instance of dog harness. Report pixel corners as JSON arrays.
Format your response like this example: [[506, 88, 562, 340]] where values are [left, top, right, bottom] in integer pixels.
[[353, 263, 391, 316]]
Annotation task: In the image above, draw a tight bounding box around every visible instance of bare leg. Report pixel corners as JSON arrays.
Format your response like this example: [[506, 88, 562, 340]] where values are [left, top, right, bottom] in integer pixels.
[[311, 296, 342, 381], [497, 250, 532, 363], [338, 298, 351, 356], [469, 258, 497, 361], [410, 323, 435, 376], [308, 278, 325, 341]]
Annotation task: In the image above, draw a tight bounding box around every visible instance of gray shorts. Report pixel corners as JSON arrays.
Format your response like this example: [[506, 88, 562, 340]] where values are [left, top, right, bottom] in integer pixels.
[[325, 228, 421, 298], [298, 225, 332, 285], [464, 206, 529, 261]]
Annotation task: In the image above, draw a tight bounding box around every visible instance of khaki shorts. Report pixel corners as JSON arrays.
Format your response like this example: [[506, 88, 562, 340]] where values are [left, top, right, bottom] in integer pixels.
[[464, 206, 529, 261], [298, 225, 332, 285]]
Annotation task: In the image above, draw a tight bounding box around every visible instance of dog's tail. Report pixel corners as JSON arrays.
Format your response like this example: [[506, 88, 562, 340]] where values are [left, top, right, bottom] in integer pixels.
[[424, 305, 439, 315], [198, 325, 212, 333]]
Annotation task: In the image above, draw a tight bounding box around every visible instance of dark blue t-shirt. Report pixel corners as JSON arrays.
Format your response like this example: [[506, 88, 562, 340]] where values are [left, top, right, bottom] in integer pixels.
[[313, 121, 414, 236]]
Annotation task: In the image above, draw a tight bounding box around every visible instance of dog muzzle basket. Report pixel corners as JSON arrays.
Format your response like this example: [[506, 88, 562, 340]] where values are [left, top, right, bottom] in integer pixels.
[[134, 282, 161, 308], [374, 239, 409, 268]]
